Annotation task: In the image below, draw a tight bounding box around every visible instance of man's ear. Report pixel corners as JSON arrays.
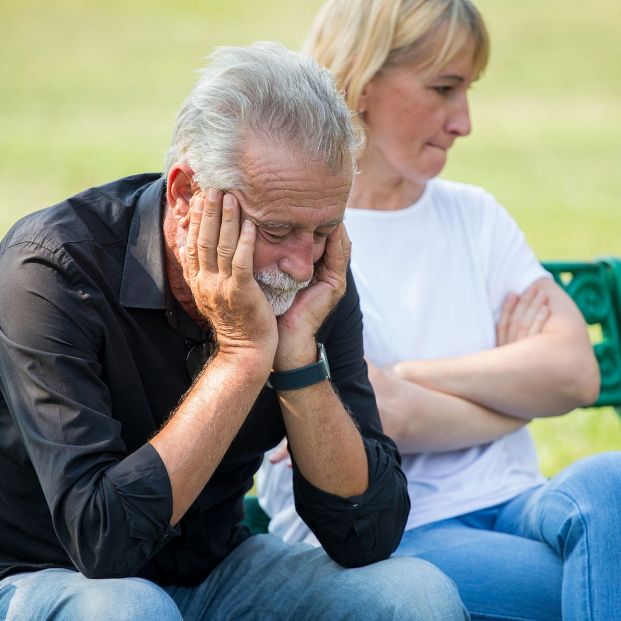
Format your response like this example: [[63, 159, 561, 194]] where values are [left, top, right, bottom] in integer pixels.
[[166, 163, 196, 220]]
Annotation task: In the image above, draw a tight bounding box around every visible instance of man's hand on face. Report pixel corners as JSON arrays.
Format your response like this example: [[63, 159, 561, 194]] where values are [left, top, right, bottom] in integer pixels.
[[274, 223, 351, 369], [180, 189, 278, 359]]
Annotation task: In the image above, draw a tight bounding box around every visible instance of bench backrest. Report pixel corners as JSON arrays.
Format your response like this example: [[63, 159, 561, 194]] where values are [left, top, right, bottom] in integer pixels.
[[542, 258, 621, 414]]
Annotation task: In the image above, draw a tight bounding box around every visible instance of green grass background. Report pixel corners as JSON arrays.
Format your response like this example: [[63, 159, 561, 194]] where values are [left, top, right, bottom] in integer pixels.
[[1, 0, 620, 475]]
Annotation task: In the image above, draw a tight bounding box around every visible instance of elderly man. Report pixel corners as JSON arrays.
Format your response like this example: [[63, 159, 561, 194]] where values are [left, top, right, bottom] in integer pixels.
[[0, 43, 466, 619]]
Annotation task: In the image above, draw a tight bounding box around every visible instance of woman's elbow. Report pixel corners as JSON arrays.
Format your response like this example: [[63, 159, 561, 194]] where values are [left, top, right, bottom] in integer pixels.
[[379, 405, 418, 451], [380, 413, 404, 443], [580, 358, 601, 406], [566, 348, 601, 407]]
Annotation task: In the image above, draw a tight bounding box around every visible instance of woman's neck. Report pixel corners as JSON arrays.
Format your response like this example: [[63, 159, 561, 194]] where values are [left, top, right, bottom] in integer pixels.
[[348, 152, 427, 212]]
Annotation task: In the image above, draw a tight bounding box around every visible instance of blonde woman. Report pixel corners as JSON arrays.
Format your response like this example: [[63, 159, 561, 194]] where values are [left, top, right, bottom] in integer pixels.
[[258, 1, 621, 620]]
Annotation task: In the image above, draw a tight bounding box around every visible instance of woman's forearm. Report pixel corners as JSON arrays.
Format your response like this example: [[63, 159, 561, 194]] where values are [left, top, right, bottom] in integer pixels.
[[392, 280, 599, 419], [368, 364, 528, 453], [393, 334, 597, 419]]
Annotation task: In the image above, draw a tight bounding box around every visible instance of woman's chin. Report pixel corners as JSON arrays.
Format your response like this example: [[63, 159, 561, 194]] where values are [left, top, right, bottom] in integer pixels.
[[404, 164, 445, 189], [419, 157, 447, 182]]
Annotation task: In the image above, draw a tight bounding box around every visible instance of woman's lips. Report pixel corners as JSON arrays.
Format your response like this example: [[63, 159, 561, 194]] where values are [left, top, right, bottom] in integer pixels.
[[427, 142, 450, 151]]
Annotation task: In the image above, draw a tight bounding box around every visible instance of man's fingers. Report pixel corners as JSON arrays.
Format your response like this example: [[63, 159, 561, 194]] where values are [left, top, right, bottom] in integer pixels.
[[328, 223, 351, 264], [317, 223, 351, 285], [217, 194, 241, 276], [196, 188, 223, 273], [231, 218, 256, 285], [179, 244, 189, 283], [339, 223, 352, 263], [184, 193, 205, 279]]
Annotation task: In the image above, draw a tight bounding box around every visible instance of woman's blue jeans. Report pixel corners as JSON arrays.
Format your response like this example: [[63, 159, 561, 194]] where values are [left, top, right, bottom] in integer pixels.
[[394, 451, 621, 620], [0, 533, 467, 620]]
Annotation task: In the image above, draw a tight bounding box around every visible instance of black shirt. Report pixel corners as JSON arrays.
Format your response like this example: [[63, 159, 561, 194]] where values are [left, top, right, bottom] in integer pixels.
[[0, 174, 409, 585]]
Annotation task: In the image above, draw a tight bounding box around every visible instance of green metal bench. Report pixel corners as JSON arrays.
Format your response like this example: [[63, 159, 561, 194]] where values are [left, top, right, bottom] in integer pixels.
[[243, 495, 271, 535], [242, 257, 621, 533], [542, 258, 621, 415]]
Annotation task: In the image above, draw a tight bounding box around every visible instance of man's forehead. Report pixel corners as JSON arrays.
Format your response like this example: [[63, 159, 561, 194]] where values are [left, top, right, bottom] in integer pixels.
[[233, 141, 352, 227], [242, 159, 351, 195], [242, 139, 351, 186], [236, 192, 347, 232]]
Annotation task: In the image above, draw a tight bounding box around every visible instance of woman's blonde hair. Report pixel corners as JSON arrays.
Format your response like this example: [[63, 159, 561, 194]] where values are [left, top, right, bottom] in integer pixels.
[[303, 0, 489, 118]]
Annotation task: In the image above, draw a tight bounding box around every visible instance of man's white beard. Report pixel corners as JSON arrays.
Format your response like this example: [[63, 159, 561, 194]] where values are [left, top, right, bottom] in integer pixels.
[[254, 267, 311, 316]]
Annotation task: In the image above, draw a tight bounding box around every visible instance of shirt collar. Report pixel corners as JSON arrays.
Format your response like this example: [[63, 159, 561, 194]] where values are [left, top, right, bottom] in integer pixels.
[[119, 176, 168, 309]]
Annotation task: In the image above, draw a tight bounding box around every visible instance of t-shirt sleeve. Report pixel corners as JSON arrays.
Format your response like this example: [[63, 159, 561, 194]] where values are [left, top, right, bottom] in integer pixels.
[[477, 192, 550, 320]]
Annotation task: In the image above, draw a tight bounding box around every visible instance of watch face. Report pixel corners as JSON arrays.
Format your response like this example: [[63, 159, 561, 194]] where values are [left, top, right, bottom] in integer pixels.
[[186, 341, 215, 381], [318, 342, 331, 376]]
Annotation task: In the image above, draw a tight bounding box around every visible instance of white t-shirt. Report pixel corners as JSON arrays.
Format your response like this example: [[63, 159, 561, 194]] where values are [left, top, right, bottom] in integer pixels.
[[257, 178, 548, 540]]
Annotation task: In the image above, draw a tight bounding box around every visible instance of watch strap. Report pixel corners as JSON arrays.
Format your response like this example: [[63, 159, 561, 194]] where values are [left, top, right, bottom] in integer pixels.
[[267, 342, 330, 391]]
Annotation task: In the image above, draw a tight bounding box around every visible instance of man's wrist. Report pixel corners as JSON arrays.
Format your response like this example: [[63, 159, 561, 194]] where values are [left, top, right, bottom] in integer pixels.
[[210, 347, 274, 383], [273, 337, 317, 371]]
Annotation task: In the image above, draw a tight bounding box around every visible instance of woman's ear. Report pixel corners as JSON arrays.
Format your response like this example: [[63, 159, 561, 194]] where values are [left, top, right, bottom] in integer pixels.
[[166, 163, 196, 220], [357, 80, 373, 115]]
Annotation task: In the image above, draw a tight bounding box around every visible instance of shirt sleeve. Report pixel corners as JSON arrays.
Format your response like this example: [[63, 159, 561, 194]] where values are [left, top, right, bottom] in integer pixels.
[[290, 267, 410, 567], [477, 192, 551, 320], [0, 240, 178, 579]]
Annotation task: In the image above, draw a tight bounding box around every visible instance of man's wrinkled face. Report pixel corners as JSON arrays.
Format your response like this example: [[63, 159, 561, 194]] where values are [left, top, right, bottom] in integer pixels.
[[230, 140, 352, 316]]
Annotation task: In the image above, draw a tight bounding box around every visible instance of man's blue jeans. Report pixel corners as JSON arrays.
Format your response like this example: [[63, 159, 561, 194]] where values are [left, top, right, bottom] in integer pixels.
[[394, 452, 621, 621], [0, 533, 467, 620]]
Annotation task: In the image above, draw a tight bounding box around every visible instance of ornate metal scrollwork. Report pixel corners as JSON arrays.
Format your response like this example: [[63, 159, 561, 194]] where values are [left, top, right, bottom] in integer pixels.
[[563, 268, 611, 324], [594, 342, 621, 391]]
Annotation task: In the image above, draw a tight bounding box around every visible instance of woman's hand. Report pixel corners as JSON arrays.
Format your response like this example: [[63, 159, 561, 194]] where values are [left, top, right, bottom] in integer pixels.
[[496, 284, 550, 346]]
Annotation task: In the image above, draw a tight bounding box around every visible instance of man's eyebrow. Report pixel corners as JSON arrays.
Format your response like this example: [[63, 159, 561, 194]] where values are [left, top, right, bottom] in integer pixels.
[[245, 216, 344, 230], [259, 220, 293, 230], [317, 218, 344, 228], [239, 211, 281, 229]]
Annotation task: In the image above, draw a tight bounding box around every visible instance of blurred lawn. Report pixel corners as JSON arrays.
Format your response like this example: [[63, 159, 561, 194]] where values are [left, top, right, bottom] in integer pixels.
[[1, 0, 620, 475]]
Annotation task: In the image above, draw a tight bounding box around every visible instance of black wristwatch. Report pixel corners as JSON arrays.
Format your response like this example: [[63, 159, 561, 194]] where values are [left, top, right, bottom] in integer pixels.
[[267, 342, 331, 391]]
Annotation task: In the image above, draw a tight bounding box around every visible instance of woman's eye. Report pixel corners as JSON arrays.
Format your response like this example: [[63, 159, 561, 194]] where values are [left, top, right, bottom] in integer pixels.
[[433, 86, 452, 96]]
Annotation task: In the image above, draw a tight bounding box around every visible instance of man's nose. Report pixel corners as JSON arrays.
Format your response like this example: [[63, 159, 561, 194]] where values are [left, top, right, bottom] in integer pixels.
[[278, 234, 316, 284]]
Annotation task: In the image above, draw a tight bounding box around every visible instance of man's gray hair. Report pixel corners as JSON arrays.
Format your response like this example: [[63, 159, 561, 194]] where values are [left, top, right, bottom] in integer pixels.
[[164, 42, 360, 189]]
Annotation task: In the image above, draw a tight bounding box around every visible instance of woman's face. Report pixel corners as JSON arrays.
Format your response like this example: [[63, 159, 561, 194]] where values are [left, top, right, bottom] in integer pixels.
[[359, 40, 477, 193]]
